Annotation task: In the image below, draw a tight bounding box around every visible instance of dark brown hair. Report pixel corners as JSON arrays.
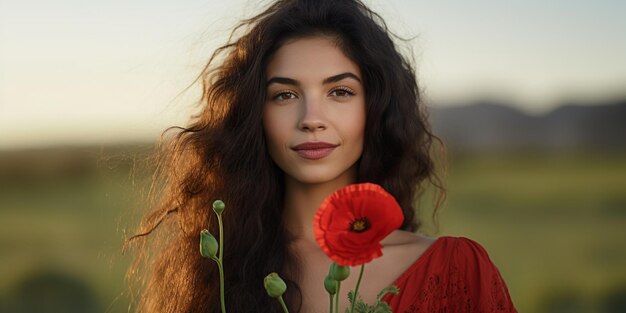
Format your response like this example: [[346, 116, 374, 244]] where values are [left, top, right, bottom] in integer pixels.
[[125, 0, 445, 312]]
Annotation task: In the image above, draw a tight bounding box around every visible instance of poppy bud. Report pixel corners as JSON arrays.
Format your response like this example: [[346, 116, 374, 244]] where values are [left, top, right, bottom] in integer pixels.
[[200, 229, 218, 259], [212, 200, 225, 215], [263, 272, 287, 298], [330, 262, 350, 281], [323, 273, 338, 295]]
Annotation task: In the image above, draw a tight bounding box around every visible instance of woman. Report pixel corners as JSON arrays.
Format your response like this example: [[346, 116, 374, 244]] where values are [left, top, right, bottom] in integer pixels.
[[127, 0, 517, 312]]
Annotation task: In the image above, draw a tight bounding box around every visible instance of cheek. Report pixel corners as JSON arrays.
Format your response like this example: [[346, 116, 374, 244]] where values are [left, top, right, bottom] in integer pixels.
[[352, 123, 366, 151], [344, 107, 366, 146], [262, 108, 286, 152]]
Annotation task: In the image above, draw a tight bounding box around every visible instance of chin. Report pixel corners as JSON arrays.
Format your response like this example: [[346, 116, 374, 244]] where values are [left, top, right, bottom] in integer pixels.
[[288, 167, 356, 186], [295, 176, 339, 185]]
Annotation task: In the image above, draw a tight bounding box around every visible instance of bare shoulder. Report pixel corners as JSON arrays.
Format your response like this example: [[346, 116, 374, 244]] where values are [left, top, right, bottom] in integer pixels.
[[367, 231, 437, 280], [379, 230, 437, 271], [382, 230, 437, 249]]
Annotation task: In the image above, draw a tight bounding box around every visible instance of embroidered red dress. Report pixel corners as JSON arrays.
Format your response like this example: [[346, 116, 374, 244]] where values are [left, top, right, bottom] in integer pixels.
[[382, 236, 518, 313]]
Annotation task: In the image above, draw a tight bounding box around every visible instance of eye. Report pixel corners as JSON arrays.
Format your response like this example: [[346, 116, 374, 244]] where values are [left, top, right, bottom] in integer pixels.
[[329, 87, 355, 97], [272, 90, 298, 101]]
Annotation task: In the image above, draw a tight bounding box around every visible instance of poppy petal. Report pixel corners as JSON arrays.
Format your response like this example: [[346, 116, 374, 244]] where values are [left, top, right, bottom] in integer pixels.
[[313, 183, 404, 266]]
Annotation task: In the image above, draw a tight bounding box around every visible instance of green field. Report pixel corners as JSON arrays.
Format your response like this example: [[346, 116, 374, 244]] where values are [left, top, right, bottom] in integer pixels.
[[1, 146, 625, 312]]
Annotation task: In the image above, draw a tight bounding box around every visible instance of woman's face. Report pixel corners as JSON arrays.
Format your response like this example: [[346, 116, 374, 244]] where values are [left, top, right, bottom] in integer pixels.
[[263, 36, 366, 186]]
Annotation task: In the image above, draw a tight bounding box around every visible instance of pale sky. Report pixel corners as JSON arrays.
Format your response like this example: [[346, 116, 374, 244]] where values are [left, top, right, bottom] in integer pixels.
[[1, 0, 625, 149]]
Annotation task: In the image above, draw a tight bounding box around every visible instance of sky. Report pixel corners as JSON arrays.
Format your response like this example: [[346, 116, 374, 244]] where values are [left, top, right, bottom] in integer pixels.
[[1, 0, 625, 149]]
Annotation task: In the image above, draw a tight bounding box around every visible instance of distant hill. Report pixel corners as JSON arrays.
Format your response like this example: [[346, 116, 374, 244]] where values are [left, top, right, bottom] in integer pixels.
[[429, 99, 626, 150]]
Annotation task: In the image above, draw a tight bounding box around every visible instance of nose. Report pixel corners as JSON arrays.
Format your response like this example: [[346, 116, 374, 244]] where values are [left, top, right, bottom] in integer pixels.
[[298, 97, 327, 132]]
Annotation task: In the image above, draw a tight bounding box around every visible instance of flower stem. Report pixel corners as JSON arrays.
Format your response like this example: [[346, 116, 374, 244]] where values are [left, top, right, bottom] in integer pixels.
[[328, 294, 334, 313], [277, 295, 290, 313], [215, 258, 226, 313], [349, 265, 365, 313], [334, 281, 341, 313], [217, 214, 224, 261], [216, 212, 226, 313]]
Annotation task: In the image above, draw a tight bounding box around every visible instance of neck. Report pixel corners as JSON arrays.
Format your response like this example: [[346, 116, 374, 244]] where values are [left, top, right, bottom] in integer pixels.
[[282, 171, 356, 243]]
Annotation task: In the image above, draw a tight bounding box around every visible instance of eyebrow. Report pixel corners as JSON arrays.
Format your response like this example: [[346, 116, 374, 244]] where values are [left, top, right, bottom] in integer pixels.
[[266, 72, 362, 87]]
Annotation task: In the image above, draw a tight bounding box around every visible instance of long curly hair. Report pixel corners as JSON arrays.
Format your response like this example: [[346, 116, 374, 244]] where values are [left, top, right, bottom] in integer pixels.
[[125, 0, 446, 312]]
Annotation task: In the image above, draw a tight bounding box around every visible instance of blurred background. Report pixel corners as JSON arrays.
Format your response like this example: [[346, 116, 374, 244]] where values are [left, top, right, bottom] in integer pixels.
[[1, 0, 625, 312]]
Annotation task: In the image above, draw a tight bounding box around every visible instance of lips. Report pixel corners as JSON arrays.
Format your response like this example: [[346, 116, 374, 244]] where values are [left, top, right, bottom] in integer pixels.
[[292, 142, 339, 160]]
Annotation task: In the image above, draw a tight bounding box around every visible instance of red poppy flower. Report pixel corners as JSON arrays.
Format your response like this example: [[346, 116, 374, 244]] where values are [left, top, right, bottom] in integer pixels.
[[313, 183, 404, 266]]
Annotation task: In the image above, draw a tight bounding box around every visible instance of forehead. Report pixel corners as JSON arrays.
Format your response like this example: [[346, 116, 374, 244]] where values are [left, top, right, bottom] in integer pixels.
[[265, 36, 361, 79]]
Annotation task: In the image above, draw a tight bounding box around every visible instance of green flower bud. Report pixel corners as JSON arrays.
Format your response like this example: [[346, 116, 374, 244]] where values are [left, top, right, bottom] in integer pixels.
[[263, 272, 287, 298], [200, 229, 218, 259], [330, 262, 350, 281], [212, 200, 225, 215], [324, 273, 338, 295]]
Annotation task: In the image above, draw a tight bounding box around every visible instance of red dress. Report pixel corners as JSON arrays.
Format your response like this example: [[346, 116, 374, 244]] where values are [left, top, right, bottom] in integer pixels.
[[382, 236, 518, 313]]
